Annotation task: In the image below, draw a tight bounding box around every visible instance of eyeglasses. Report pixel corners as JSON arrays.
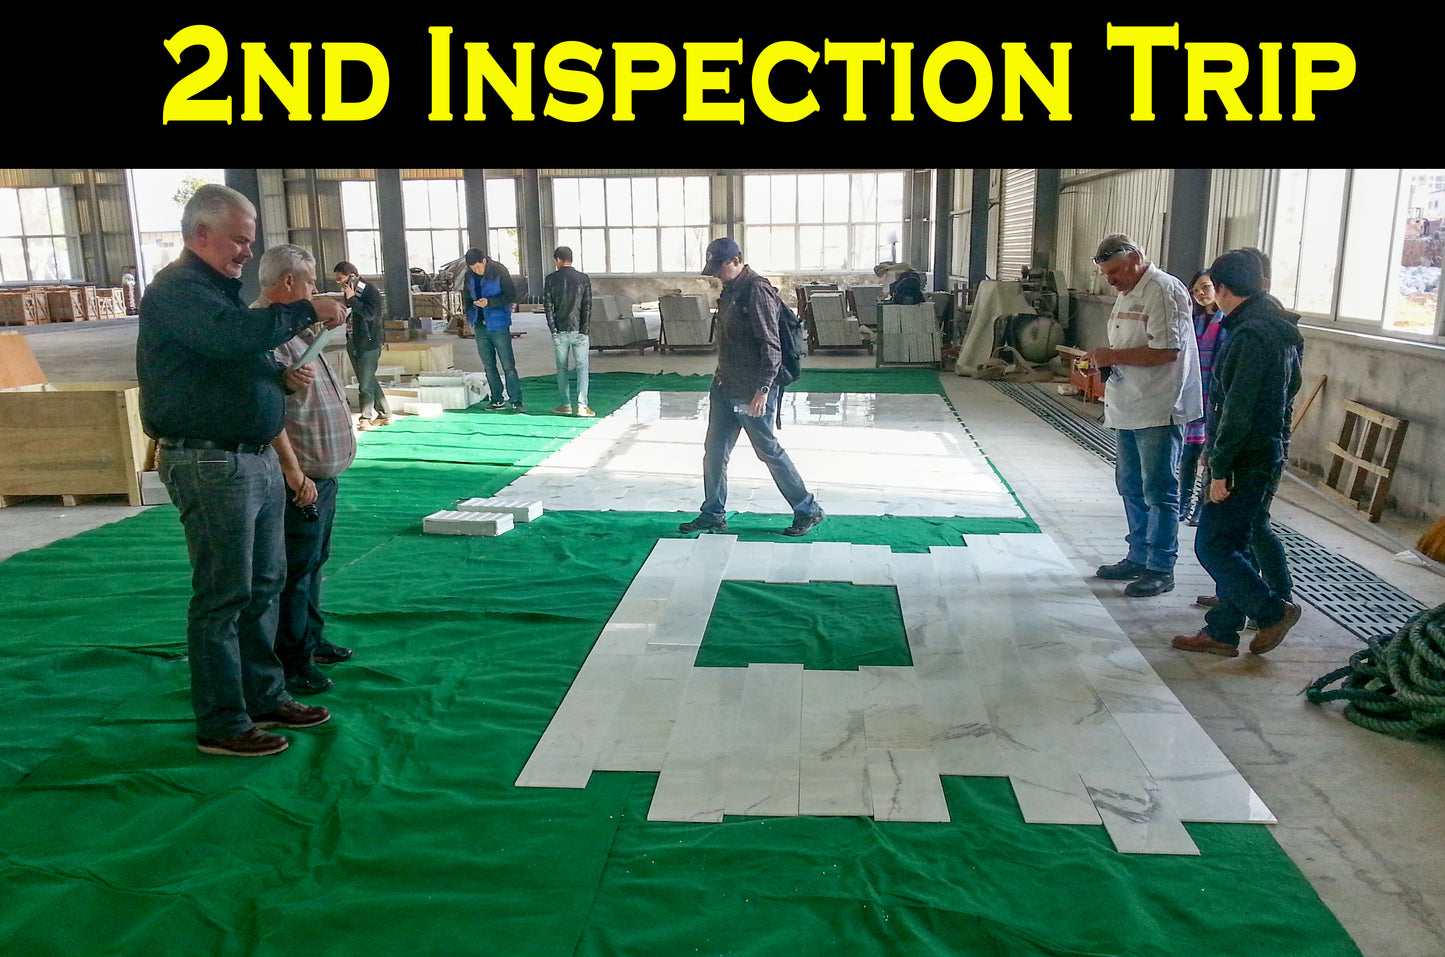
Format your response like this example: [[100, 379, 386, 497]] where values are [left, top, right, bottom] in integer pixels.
[[1093, 245, 1137, 264]]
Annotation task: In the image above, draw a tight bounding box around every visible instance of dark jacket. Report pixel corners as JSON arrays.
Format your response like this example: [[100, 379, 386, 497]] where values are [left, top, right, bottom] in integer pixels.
[[346, 277, 385, 352], [1205, 294, 1304, 477], [137, 249, 319, 445], [464, 260, 517, 331], [714, 265, 783, 398], [543, 265, 592, 334]]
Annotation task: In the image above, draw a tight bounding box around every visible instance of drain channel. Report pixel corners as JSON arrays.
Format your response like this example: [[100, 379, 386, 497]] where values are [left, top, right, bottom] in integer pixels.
[[992, 381, 1425, 643]]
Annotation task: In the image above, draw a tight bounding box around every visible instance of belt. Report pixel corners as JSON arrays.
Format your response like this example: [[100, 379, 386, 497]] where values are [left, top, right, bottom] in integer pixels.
[[158, 438, 270, 454]]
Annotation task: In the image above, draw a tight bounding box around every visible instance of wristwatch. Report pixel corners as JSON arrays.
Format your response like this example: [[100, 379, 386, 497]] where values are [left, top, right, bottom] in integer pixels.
[[758, 385, 770, 394]]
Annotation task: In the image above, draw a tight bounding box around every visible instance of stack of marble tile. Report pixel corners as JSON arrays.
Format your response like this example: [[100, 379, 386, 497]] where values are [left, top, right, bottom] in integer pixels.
[[422, 509, 514, 536], [810, 292, 864, 347], [456, 497, 543, 523], [416, 372, 485, 410], [658, 294, 713, 348], [851, 284, 884, 327], [589, 295, 650, 348], [879, 303, 941, 365]]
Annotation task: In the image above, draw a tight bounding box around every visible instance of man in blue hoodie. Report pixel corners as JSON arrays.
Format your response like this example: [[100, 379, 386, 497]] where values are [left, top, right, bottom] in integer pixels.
[[464, 248, 522, 412], [1173, 248, 1304, 658]]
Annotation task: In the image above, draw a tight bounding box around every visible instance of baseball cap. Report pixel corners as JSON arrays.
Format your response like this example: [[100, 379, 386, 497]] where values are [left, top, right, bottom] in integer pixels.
[[702, 237, 740, 276]]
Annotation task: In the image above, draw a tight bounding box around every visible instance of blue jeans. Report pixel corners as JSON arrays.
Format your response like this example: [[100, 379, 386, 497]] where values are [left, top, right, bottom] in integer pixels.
[[1196, 462, 1290, 645], [476, 326, 523, 405], [276, 476, 338, 672], [700, 386, 820, 522], [157, 445, 292, 738], [348, 344, 388, 418], [552, 331, 590, 408], [1114, 425, 1183, 573]]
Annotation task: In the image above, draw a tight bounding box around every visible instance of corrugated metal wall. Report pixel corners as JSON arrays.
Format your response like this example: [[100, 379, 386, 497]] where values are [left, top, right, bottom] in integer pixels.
[[1206, 168, 1268, 257], [1057, 168, 1171, 293], [998, 169, 1036, 282]]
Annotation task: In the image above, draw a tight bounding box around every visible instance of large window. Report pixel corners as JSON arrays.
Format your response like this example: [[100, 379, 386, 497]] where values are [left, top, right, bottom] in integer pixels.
[[340, 180, 381, 275], [1271, 169, 1445, 338], [343, 177, 520, 275], [0, 187, 79, 282], [743, 171, 904, 271], [553, 175, 710, 274]]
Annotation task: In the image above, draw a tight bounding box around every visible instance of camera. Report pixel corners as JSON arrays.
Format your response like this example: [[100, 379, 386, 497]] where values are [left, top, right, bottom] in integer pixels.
[[299, 502, 320, 522]]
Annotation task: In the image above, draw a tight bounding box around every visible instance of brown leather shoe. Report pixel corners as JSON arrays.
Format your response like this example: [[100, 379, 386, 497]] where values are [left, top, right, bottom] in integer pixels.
[[197, 727, 289, 756], [1249, 602, 1301, 655], [252, 701, 330, 730], [1170, 632, 1240, 657], [1194, 595, 1220, 608]]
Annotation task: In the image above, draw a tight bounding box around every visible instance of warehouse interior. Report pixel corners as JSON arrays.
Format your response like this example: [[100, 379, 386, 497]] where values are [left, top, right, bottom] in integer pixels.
[[1, 168, 1443, 956]]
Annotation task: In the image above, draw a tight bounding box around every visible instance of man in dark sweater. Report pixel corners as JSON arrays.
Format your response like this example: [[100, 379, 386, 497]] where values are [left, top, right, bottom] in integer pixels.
[[1172, 249, 1304, 658], [678, 237, 825, 538], [543, 245, 593, 416], [138, 184, 345, 756]]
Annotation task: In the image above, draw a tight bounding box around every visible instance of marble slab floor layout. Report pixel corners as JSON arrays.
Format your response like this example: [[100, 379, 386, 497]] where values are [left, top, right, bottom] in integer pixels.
[[511, 393, 1275, 856]]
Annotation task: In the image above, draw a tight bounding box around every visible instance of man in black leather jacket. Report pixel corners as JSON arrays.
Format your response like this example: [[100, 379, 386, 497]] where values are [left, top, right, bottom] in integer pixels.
[[543, 246, 594, 416], [334, 260, 388, 428]]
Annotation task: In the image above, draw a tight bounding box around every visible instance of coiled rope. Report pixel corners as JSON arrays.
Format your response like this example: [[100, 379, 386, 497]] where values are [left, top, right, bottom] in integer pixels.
[[1304, 602, 1445, 740]]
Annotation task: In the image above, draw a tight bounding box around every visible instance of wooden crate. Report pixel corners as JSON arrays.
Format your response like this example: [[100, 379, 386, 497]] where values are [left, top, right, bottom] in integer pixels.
[[45, 287, 87, 322], [0, 289, 48, 325], [0, 385, 148, 506]]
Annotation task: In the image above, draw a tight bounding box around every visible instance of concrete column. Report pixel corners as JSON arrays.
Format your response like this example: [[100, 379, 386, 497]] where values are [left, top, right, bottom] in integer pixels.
[[519, 169, 543, 299], [463, 168, 489, 255], [1166, 169, 1211, 280], [223, 168, 264, 303], [933, 169, 954, 290], [375, 169, 414, 333]]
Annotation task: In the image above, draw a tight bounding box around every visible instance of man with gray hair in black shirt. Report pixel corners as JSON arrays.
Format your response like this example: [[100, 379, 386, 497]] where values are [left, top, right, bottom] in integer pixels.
[[138, 183, 346, 757]]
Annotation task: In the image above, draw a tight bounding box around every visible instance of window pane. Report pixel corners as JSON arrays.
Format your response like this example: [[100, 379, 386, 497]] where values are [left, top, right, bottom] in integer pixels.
[[633, 227, 658, 272], [578, 179, 605, 225], [347, 230, 380, 274], [486, 178, 517, 226], [771, 225, 796, 270], [1296, 168, 1346, 314], [19, 189, 53, 234], [1269, 169, 1308, 309], [823, 174, 849, 223], [607, 179, 633, 227], [633, 179, 658, 227], [744, 175, 769, 224], [28, 238, 58, 280], [610, 227, 634, 271], [878, 172, 904, 223], [581, 229, 607, 273], [406, 230, 433, 272], [554, 179, 580, 228], [0, 237, 25, 281], [341, 181, 377, 229], [431, 180, 461, 228], [1338, 169, 1397, 322], [0, 191, 21, 235], [879, 222, 902, 262], [771, 174, 796, 224], [684, 226, 708, 272], [851, 173, 878, 222], [684, 177, 709, 225], [403, 180, 429, 228], [661, 227, 687, 272], [798, 174, 824, 223], [658, 178, 685, 226], [1388, 168, 1445, 333], [744, 225, 772, 266], [798, 225, 824, 269], [489, 227, 519, 269], [850, 224, 878, 270], [557, 228, 582, 269], [823, 225, 848, 269]]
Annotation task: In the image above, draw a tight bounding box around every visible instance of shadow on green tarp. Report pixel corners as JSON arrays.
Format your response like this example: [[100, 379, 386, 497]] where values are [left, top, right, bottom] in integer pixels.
[[0, 372, 1359, 957]]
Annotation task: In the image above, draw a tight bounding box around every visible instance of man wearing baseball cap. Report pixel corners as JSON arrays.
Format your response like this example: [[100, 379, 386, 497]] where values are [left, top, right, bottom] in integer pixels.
[[678, 237, 825, 537]]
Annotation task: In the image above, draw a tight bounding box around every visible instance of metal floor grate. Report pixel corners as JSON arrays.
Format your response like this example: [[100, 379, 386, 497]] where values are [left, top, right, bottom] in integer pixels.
[[992, 380, 1425, 643]]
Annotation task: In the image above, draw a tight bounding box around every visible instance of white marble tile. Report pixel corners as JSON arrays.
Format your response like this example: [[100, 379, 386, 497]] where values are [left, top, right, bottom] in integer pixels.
[[649, 750, 731, 823], [1005, 753, 1102, 825], [851, 544, 895, 586], [725, 751, 801, 817], [1148, 763, 1277, 823], [867, 748, 951, 822], [1082, 773, 1201, 856], [723, 540, 778, 582], [767, 543, 813, 583], [807, 541, 855, 582], [1112, 714, 1235, 772], [667, 666, 747, 752], [801, 670, 867, 757], [735, 663, 804, 751], [800, 753, 873, 816], [861, 665, 930, 750]]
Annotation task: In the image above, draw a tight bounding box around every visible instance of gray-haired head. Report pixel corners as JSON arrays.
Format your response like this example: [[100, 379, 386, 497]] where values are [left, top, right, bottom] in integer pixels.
[[257, 243, 316, 290], [1093, 233, 1143, 264], [181, 184, 256, 242]]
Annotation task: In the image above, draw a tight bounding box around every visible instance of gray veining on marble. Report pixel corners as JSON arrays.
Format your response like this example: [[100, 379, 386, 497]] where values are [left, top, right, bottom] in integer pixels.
[[1082, 773, 1201, 855]]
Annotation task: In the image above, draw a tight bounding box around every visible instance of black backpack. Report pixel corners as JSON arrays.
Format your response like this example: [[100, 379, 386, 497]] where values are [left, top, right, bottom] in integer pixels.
[[776, 297, 806, 388]]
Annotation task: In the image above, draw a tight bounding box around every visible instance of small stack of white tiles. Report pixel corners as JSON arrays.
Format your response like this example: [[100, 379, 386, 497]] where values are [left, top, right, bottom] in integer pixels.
[[416, 372, 485, 410], [879, 303, 940, 364], [422, 510, 513, 536], [456, 497, 544, 522], [516, 533, 1275, 855]]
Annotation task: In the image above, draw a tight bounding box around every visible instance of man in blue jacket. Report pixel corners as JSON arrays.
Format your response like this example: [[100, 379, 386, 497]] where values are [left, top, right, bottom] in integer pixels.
[[1173, 248, 1304, 658], [464, 248, 523, 412]]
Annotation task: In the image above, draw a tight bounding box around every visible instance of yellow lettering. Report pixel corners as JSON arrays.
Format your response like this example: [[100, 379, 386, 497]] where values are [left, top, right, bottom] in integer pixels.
[[161, 24, 232, 124], [428, 27, 452, 121], [240, 43, 311, 121], [544, 41, 605, 123], [1258, 43, 1282, 121], [752, 41, 819, 123], [822, 39, 885, 121], [1292, 42, 1355, 121], [1184, 42, 1251, 120], [891, 43, 914, 121], [462, 42, 535, 121], [1105, 23, 1179, 121], [922, 41, 993, 123], [321, 43, 389, 121], [1001, 42, 1071, 121], [612, 42, 676, 121], [684, 41, 744, 123]]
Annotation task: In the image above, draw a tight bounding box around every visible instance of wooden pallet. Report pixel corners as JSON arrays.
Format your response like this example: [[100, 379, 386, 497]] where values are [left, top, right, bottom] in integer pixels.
[[1321, 399, 1409, 523]]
